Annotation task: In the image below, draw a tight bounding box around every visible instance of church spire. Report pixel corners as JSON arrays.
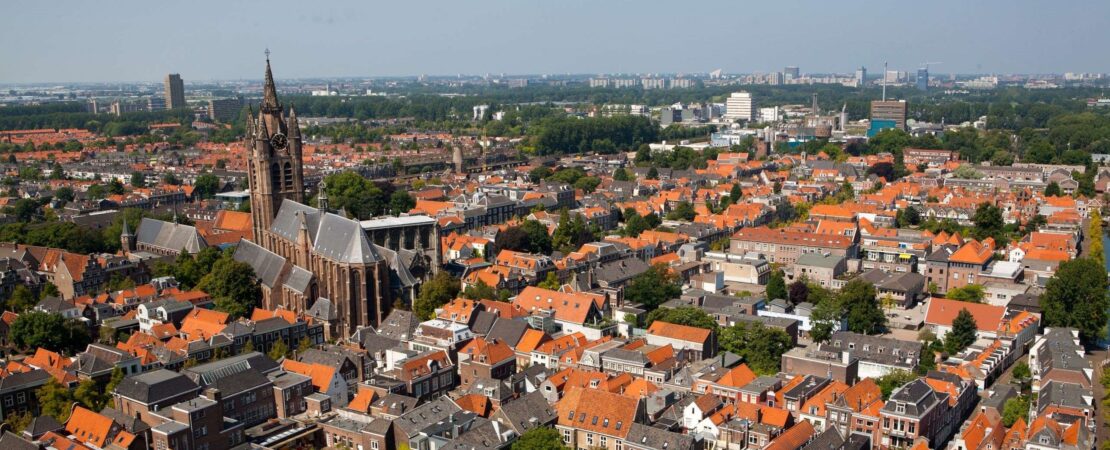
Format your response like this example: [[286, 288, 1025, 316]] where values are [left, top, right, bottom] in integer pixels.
[[262, 50, 280, 111], [287, 103, 300, 137]]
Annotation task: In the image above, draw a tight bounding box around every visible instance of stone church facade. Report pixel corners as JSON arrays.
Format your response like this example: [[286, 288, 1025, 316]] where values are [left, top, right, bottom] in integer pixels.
[[234, 58, 424, 339]]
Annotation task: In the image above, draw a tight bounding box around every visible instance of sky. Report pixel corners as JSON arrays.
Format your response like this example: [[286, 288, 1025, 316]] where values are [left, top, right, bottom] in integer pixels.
[[2, 0, 1108, 84]]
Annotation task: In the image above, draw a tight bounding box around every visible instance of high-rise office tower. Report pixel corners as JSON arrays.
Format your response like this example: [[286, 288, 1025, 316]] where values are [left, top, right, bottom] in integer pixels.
[[784, 66, 800, 79], [855, 66, 867, 87], [916, 67, 929, 91], [870, 99, 907, 130], [208, 98, 243, 122], [724, 92, 755, 122], [164, 73, 185, 109]]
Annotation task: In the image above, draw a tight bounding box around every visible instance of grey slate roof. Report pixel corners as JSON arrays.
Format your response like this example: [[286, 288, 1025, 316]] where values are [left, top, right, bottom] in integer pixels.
[[136, 217, 205, 253], [269, 198, 383, 264], [1038, 380, 1092, 413], [596, 257, 649, 285], [233, 239, 287, 289], [378, 310, 420, 341], [801, 427, 844, 450], [858, 269, 925, 292], [22, 414, 63, 439], [397, 395, 463, 438], [283, 266, 314, 294], [485, 318, 529, 348], [796, 252, 846, 269], [470, 311, 500, 335], [822, 331, 921, 369], [113, 369, 200, 404], [0, 432, 37, 450], [211, 367, 272, 396], [494, 391, 556, 434], [442, 418, 511, 450], [182, 351, 280, 386], [313, 209, 383, 264], [626, 423, 697, 450], [882, 378, 939, 418]]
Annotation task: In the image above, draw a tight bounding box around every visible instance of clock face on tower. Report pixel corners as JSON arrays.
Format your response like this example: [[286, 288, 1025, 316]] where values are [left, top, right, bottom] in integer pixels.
[[270, 133, 288, 150]]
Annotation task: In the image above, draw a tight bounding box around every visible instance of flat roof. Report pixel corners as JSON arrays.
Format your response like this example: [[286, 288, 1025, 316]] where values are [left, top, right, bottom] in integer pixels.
[[360, 215, 437, 230]]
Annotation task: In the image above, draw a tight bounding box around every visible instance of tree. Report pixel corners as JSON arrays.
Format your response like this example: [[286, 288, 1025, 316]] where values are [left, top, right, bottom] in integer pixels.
[[10, 310, 90, 355], [413, 271, 461, 320], [511, 427, 567, 450], [388, 190, 416, 216], [108, 179, 126, 195], [323, 170, 389, 219], [945, 308, 978, 354], [624, 263, 681, 311], [198, 254, 261, 320], [1011, 361, 1032, 384], [612, 168, 632, 182], [162, 172, 181, 186], [268, 339, 289, 361], [972, 202, 1004, 241], [839, 279, 886, 335], [1001, 395, 1030, 427], [193, 173, 221, 199], [730, 183, 743, 202], [74, 377, 108, 410], [666, 201, 696, 221], [241, 340, 256, 354], [1088, 210, 1103, 266], [105, 366, 126, 397], [896, 206, 921, 227], [1041, 257, 1110, 344], [719, 321, 793, 375], [1044, 182, 1062, 197], [766, 270, 787, 301], [538, 272, 561, 290], [645, 307, 718, 330], [947, 284, 985, 302], [501, 220, 554, 255], [298, 337, 314, 354], [787, 280, 810, 305], [876, 370, 917, 400], [3, 411, 33, 433], [551, 210, 594, 253], [529, 167, 553, 183], [37, 379, 77, 423], [646, 167, 659, 180], [573, 176, 601, 193], [623, 209, 650, 238], [462, 280, 497, 301], [54, 186, 75, 204], [6, 284, 37, 313], [130, 171, 146, 188]]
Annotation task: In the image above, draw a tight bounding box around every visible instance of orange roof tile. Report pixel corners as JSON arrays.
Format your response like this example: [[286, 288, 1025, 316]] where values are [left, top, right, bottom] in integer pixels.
[[647, 321, 712, 344]]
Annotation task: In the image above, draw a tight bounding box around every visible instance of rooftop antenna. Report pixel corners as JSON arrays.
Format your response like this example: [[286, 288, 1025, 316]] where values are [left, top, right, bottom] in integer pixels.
[[882, 61, 888, 101]]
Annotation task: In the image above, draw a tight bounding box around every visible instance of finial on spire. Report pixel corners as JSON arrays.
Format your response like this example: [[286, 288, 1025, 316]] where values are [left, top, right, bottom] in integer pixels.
[[262, 51, 280, 110]]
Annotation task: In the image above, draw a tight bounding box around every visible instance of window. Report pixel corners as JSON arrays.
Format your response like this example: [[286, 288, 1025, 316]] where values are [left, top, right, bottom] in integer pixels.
[[372, 442, 379, 450], [586, 433, 594, 446], [16, 393, 25, 404], [562, 429, 571, 444], [600, 436, 607, 448]]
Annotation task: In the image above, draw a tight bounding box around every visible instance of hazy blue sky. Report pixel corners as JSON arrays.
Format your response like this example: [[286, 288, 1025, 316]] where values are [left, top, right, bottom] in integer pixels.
[[2, 0, 1107, 83]]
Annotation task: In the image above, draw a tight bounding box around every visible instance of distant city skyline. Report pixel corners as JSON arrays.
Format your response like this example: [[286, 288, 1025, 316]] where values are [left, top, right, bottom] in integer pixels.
[[2, 0, 1108, 84]]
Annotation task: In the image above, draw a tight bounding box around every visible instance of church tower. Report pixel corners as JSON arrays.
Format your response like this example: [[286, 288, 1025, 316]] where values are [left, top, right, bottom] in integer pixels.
[[246, 53, 305, 245]]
